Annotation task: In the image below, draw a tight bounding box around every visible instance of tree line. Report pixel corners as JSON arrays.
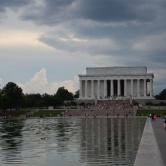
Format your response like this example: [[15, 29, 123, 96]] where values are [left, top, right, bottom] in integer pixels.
[[0, 82, 166, 111], [155, 89, 166, 100], [0, 82, 79, 111]]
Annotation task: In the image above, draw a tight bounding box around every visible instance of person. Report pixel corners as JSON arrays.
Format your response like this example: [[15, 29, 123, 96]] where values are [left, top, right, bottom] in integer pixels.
[[149, 113, 152, 118], [164, 118, 166, 131], [154, 114, 157, 121]]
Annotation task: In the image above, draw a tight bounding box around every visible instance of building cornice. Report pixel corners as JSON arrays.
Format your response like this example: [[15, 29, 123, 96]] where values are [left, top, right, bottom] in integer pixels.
[[78, 73, 154, 77]]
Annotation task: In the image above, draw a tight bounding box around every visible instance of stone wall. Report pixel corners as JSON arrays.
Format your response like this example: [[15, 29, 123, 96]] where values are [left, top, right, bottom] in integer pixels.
[[86, 66, 147, 75], [76, 100, 95, 104], [133, 99, 166, 105]]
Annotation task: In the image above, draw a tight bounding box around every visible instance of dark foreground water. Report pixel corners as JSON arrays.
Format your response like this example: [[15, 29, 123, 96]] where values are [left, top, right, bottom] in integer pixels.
[[0, 118, 146, 166]]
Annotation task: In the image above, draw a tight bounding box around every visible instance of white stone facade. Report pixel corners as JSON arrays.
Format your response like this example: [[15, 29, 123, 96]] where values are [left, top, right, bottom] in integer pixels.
[[78, 67, 154, 100]]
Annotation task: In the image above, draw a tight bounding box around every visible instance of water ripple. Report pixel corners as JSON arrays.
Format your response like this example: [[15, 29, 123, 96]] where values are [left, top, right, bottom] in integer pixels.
[[0, 118, 146, 166]]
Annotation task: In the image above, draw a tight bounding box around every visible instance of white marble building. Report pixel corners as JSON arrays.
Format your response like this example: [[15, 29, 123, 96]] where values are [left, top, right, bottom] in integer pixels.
[[78, 66, 154, 100]]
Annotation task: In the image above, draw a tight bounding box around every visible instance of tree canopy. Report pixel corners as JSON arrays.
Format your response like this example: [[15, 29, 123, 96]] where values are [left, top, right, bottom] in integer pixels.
[[0, 81, 166, 110], [55, 87, 73, 100], [74, 90, 79, 98], [155, 89, 166, 100], [0, 84, 76, 110], [0, 82, 23, 110]]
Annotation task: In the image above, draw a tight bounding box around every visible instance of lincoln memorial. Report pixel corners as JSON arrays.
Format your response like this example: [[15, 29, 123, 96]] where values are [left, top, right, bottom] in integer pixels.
[[78, 66, 154, 100]]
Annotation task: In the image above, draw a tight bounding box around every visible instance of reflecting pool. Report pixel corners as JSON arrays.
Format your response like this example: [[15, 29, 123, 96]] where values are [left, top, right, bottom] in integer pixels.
[[0, 118, 146, 166]]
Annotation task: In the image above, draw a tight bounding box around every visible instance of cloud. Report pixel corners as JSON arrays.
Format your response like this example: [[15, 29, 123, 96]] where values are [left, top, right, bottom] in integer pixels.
[[20, 0, 166, 25], [20, 0, 75, 25], [39, 33, 118, 54], [18, 68, 78, 94], [0, 30, 50, 48], [0, 78, 2, 87], [0, 0, 166, 97], [132, 33, 166, 52], [0, 0, 33, 14]]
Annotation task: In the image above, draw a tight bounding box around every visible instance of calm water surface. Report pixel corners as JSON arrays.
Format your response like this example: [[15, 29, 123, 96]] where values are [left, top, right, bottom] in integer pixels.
[[0, 118, 146, 166]]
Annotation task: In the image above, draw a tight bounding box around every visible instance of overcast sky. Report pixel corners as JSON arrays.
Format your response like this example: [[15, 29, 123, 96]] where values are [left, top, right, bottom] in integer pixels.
[[0, 0, 166, 95]]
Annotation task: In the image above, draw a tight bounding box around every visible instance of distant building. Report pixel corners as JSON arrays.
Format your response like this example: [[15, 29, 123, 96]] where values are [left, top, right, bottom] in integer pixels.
[[78, 66, 154, 100]]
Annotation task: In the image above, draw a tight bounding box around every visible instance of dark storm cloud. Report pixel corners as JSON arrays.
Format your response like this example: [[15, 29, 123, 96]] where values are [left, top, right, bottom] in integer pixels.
[[20, 0, 166, 44], [145, 52, 166, 65], [20, 0, 75, 25], [20, 0, 166, 25], [0, 0, 33, 12], [0, 0, 165, 95], [74, 0, 157, 22], [1, 0, 165, 73], [39, 33, 118, 55], [44, 0, 75, 11], [20, 0, 166, 62]]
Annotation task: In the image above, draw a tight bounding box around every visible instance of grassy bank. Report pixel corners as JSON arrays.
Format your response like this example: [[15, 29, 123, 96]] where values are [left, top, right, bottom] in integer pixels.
[[32, 110, 64, 117], [136, 109, 166, 117], [0, 108, 32, 117]]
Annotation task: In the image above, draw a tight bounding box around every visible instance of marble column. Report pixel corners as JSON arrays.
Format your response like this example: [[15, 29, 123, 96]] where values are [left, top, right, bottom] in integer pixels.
[[150, 79, 153, 97], [144, 79, 147, 97], [85, 80, 88, 98], [111, 80, 114, 96], [131, 79, 133, 98], [118, 80, 121, 96], [98, 80, 100, 99], [91, 80, 94, 98], [104, 80, 107, 98], [79, 80, 83, 98], [137, 79, 140, 97], [124, 79, 127, 96]]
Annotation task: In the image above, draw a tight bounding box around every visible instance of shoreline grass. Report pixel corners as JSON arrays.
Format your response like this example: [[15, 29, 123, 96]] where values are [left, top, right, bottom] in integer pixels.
[[0, 109, 32, 117], [1, 109, 166, 118], [32, 110, 64, 117], [136, 109, 166, 116]]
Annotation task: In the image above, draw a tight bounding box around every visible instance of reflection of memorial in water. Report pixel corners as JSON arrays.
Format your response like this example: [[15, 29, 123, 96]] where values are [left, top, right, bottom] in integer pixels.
[[80, 118, 145, 166], [0, 118, 146, 166]]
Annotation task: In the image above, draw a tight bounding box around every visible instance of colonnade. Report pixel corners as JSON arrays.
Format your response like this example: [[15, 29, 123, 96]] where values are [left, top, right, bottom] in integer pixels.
[[79, 78, 153, 99]]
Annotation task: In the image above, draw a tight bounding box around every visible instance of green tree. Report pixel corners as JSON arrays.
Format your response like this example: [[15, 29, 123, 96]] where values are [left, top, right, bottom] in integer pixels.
[[155, 95, 160, 100], [155, 89, 166, 100], [0, 82, 23, 110], [23, 93, 42, 108], [0, 94, 9, 111], [55, 87, 74, 105], [41, 93, 55, 106], [74, 90, 79, 98]]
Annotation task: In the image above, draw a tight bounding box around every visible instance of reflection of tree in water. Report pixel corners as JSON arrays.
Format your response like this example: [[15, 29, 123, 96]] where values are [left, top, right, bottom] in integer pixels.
[[0, 120, 24, 161], [55, 119, 79, 153]]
